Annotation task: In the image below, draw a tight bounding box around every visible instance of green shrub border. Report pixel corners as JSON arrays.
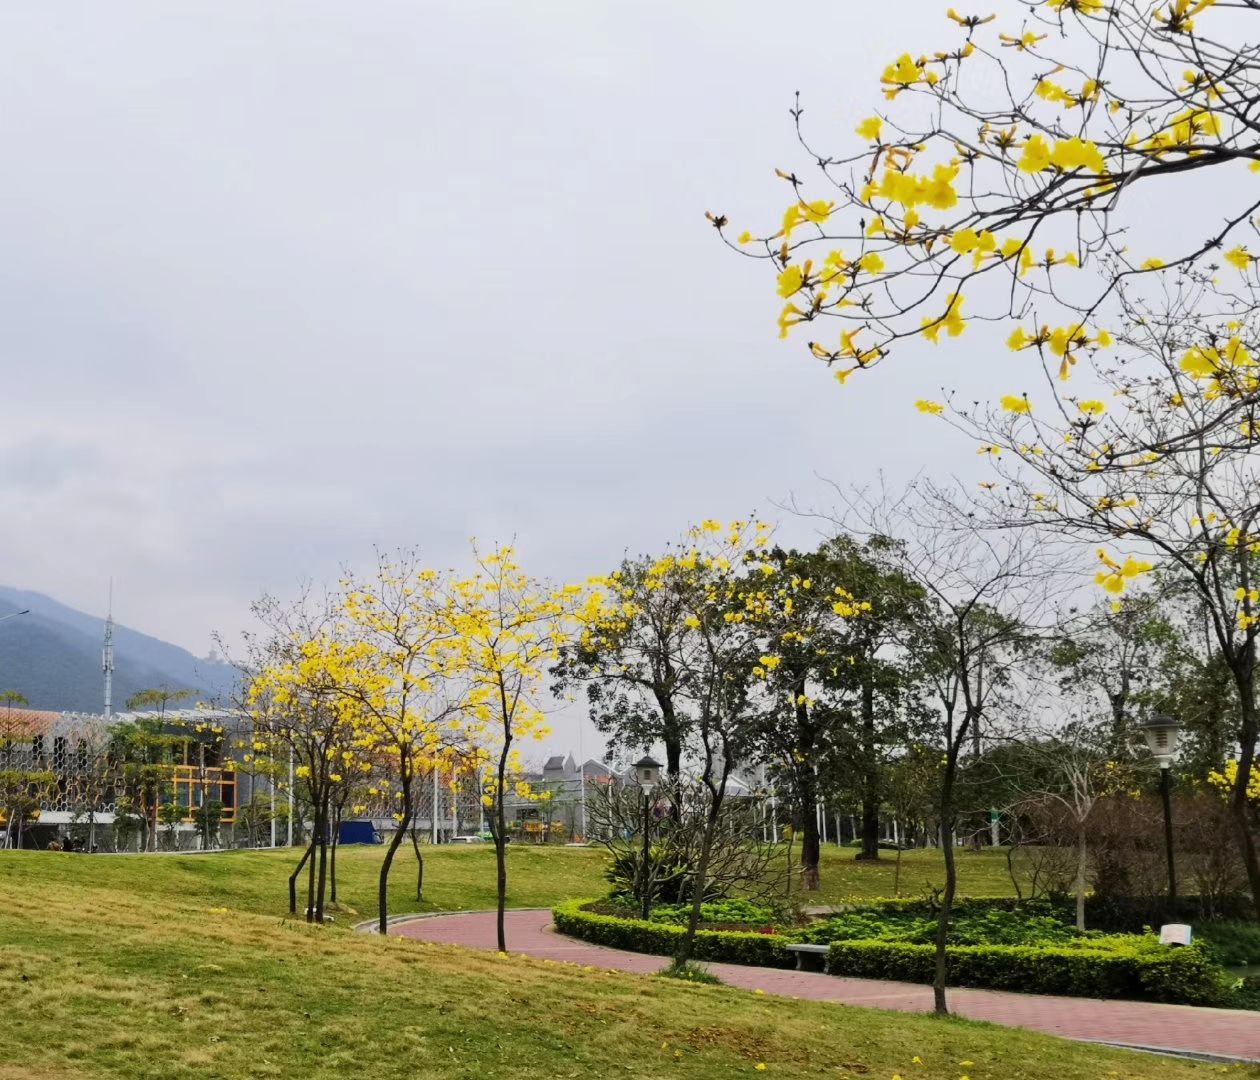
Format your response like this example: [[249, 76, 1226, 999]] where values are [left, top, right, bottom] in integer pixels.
[[553, 898, 1230, 1006], [552, 899, 794, 969], [826, 937, 1229, 1007]]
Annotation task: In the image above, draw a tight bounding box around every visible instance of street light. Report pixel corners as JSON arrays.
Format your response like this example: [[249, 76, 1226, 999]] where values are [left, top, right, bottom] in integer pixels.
[[632, 756, 661, 920], [1141, 713, 1182, 911]]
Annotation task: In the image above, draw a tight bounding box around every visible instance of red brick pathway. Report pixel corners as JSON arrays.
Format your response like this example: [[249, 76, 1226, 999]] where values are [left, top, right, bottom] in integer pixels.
[[392, 908, 1260, 1061]]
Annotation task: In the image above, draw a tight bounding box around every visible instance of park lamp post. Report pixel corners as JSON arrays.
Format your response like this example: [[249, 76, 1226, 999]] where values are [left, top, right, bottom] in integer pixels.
[[1141, 713, 1182, 912], [633, 756, 661, 921]]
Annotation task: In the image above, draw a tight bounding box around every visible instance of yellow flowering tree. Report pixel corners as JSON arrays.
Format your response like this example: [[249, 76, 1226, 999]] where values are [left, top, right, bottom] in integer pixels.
[[552, 554, 700, 804], [440, 544, 587, 951], [650, 521, 772, 967], [935, 278, 1260, 919], [715, 0, 1259, 388], [735, 537, 890, 890], [243, 593, 368, 924], [338, 552, 471, 936]]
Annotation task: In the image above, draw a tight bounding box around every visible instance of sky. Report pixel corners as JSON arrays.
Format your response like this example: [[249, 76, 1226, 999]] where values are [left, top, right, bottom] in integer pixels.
[[1, 2, 1235, 756]]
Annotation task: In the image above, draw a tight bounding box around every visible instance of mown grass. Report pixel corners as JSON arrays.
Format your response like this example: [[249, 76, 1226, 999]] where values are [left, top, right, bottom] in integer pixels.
[[0, 849, 1245, 1080], [807, 846, 1017, 906], [0, 844, 1019, 928]]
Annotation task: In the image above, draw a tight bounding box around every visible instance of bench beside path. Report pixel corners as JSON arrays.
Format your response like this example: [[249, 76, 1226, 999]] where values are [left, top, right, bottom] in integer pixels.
[[390, 908, 1260, 1062]]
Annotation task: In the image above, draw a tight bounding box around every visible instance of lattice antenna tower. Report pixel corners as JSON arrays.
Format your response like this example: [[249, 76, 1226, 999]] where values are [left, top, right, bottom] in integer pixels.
[[102, 579, 115, 720]]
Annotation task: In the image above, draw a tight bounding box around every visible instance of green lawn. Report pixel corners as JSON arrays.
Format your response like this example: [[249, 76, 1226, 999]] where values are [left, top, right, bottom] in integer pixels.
[[808, 845, 1017, 905], [0, 844, 1018, 927], [0, 847, 1247, 1079]]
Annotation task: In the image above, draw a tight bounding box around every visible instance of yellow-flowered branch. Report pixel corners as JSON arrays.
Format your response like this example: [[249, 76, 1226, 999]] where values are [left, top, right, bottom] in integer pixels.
[[713, 0, 1260, 384]]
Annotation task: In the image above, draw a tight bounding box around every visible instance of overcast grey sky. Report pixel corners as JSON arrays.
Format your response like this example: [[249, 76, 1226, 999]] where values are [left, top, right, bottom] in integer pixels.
[[6, 1, 1181, 752]]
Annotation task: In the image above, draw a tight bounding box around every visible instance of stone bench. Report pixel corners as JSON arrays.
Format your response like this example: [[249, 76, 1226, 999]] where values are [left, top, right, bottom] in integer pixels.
[[786, 943, 829, 973]]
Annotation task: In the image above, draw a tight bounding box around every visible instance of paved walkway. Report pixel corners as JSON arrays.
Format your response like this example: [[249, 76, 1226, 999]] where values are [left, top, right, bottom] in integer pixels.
[[392, 909, 1260, 1062]]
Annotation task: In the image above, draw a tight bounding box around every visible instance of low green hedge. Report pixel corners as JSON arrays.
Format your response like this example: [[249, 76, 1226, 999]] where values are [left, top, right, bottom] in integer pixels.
[[552, 899, 794, 969], [827, 937, 1230, 1006]]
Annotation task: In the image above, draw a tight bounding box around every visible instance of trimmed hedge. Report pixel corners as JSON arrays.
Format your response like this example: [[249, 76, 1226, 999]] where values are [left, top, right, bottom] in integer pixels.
[[552, 899, 794, 969], [553, 898, 1232, 1007], [827, 937, 1229, 1006], [858, 893, 1254, 931]]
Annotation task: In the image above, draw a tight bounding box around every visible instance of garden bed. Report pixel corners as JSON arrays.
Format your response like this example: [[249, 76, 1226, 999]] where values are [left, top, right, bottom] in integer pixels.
[[554, 896, 1240, 1007]]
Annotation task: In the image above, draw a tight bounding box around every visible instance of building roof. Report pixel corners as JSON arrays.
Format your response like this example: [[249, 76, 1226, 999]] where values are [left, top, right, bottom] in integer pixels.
[[0, 707, 61, 739]]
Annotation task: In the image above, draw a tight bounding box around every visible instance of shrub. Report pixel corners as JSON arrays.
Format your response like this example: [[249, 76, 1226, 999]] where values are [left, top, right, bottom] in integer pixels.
[[826, 935, 1230, 1006], [798, 905, 1080, 948], [605, 846, 724, 907], [656, 959, 723, 985], [552, 899, 794, 969], [648, 898, 777, 927], [1197, 921, 1260, 967]]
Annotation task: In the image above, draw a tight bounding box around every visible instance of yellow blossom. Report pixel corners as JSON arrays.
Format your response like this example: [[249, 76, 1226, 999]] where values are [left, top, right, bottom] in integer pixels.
[[856, 116, 883, 142]]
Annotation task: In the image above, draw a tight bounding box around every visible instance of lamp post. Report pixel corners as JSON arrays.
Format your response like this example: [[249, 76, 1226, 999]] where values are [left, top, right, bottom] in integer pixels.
[[1140, 713, 1183, 911], [632, 755, 661, 921]]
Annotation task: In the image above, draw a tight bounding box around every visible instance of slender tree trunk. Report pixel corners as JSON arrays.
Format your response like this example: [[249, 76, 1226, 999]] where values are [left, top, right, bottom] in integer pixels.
[[409, 825, 424, 902], [857, 678, 881, 861], [675, 806, 719, 967], [795, 682, 821, 890], [495, 733, 512, 953], [315, 809, 328, 923], [375, 811, 405, 932], [306, 814, 317, 923], [329, 807, 340, 906], [289, 839, 314, 914], [377, 776, 412, 935], [934, 750, 960, 1016], [1075, 827, 1088, 932], [799, 769, 821, 890], [1229, 679, 1260, 923], [656, 693, 684, 825]]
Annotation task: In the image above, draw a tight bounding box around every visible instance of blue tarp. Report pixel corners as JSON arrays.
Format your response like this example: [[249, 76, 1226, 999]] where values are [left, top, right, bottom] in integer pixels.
[[338, 819, 381, 845]]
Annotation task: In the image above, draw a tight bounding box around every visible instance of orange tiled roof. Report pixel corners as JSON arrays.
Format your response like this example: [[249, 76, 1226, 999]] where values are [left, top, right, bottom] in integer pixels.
[[0, 707, 61, 739]]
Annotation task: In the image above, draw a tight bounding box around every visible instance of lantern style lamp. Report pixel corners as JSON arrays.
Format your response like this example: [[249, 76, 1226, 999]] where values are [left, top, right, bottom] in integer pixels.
[[1141, 714, 1182, 768], [1140, 713, 1182, 910], [631, 756, 661, 919], [633, 756, 661, 795]]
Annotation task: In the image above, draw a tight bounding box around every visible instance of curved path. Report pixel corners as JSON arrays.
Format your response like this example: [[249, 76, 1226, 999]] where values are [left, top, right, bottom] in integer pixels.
[[393, 909, 1260, 1062]]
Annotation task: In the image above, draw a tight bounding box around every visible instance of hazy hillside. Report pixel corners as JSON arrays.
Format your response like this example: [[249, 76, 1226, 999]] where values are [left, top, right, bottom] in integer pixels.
[[0, 586, 237, 712]]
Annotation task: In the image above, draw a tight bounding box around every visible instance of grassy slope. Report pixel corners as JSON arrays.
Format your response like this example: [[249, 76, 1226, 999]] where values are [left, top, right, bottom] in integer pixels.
[[0, 851, 1239, 1078], [0, 843, 1019, 927], [0, 848, 1249, 1080]]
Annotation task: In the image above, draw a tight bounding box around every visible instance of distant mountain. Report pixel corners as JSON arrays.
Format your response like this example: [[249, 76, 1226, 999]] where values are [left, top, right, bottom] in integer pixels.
[[0, 586, 238, 713]]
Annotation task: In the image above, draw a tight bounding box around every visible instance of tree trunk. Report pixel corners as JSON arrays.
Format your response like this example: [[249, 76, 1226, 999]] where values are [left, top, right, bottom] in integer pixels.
[[656, 692, 684, 825], [289, 839, 314, 915], [934, 747, 960, 1016], [856, 677, 880, 861], [306, 810, 317, 923], [409, 825, 425, 902], [675, 808, 718, 967], [1229, 680, 1260, 923], [794, 682, 821, 890], [1074, 827, 1088, 932], [495, 736, 512, 953], [314, 801, 329, 923], [377, 815, 408, 935], [798, 771, 821, 890], [329, 808, 339, 906]]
